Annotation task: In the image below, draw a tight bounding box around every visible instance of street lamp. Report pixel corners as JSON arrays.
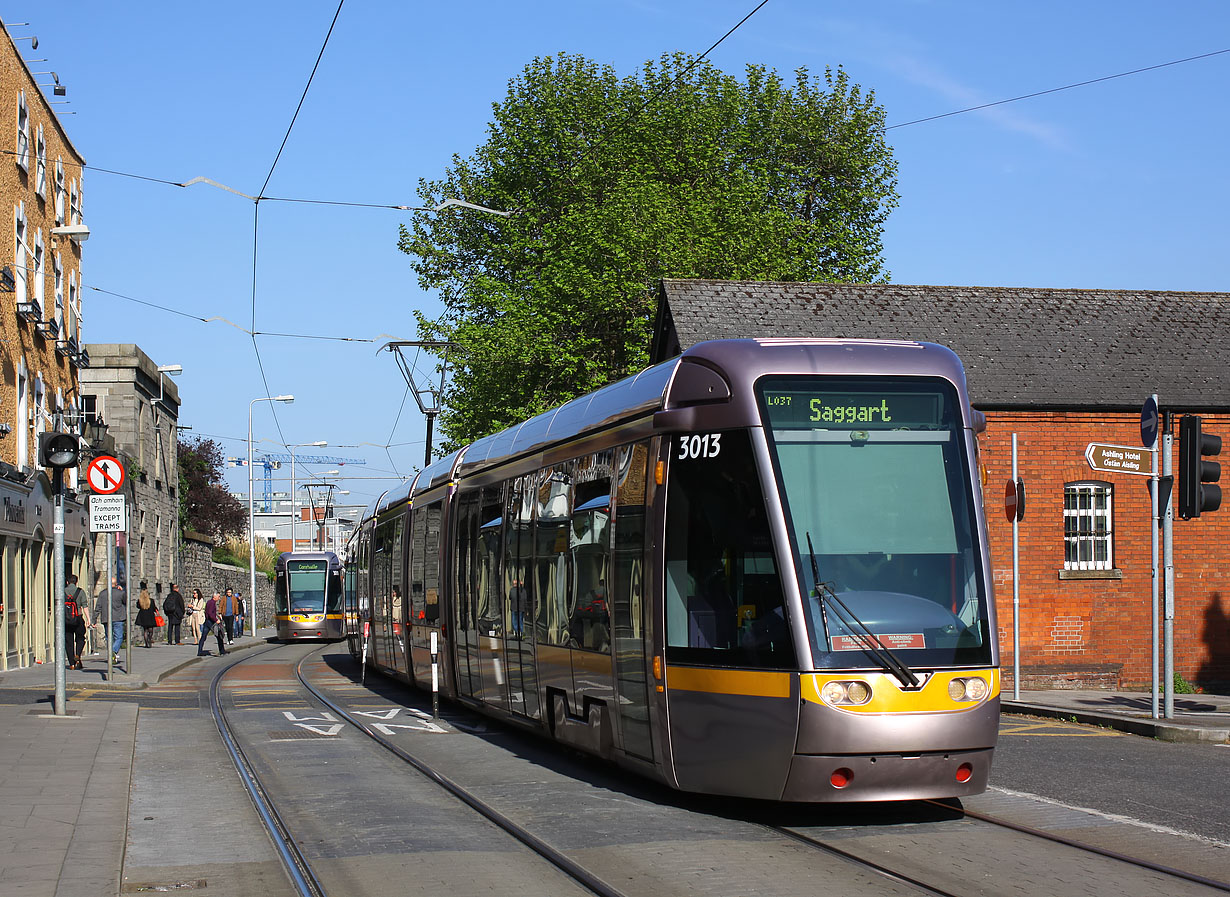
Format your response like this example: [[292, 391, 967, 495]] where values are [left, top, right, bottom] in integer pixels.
[[249, 394, 293, 638], [286, 441, 326, 551]]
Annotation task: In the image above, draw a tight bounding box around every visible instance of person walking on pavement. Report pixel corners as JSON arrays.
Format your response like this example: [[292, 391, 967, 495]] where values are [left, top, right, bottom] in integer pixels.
[[220, 588, 238, 645], [95, 577, 127, 664], [64, 577, 90, 670], [164, 583, 186, 645], [197, 592, 227, 656], [233, 591, 245, 640], [186, 588, 204, 643], [135, 583, 158, 648]]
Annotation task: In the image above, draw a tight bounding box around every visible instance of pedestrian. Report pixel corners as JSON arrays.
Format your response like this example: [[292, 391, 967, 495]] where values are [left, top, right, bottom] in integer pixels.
[[164, 582, 186, 645], [135, 582, 158, 648], [220, 588, 237, 645], [233, 591, 245, 640], [64, 577, 89, 670], [94, 577, 127, 664], [197, 592, 227, 656], [186, 588, 204, 642]]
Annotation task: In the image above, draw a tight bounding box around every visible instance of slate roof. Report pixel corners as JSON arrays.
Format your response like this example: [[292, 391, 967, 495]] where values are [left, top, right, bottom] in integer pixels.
[[653, 280, 1230, 410]]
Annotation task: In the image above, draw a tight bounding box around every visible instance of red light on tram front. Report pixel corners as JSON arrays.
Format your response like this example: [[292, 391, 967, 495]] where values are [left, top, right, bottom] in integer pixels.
[[830, 768, 853, 789], [955, 763, 974, 783]]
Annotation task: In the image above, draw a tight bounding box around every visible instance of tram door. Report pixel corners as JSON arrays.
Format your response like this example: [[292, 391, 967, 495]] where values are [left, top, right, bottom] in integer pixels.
[[661, 431, 799, 798], [503, 477, 539, 719], [475, 486, 508, 711], [612, 443, 653, 760], [409, 501, 448, 692], [453, 492, 482, 698]]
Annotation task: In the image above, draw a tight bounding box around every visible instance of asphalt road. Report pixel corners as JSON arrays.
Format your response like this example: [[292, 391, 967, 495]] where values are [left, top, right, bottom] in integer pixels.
[[991, 714, 1230, 843]]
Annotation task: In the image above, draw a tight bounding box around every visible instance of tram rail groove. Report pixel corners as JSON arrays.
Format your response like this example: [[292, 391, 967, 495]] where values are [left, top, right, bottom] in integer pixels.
[[921, 798, 1230, 894], [294, 649, 631, 897], [210, 645, 329, 897]]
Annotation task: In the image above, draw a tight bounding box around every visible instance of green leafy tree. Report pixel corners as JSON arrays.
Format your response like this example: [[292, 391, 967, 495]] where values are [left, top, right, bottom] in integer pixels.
[[400, 53, 898, 448], [178, 437, 247, 542]]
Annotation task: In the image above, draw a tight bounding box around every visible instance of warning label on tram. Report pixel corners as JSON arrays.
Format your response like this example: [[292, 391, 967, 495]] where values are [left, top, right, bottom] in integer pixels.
[[831, 633, 925, 652]]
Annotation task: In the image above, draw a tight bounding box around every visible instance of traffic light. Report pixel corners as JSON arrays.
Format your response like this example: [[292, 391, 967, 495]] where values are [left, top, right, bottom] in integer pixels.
[[38, 431, 79, 469], [1179, 415, 1222, 519]]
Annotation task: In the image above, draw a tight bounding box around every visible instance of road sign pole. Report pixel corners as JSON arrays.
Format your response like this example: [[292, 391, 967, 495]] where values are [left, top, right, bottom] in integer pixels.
[[1163, 418, 1175, 720], [1012, 434, 1020, 701], [105, 532, 113, 680], [1150, 394, 1160, 720]]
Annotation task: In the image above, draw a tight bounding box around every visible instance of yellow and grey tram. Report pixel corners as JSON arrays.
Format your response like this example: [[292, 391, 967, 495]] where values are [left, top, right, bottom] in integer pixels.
[[275, 551, 345, 641], [344, 338, 998, 801]]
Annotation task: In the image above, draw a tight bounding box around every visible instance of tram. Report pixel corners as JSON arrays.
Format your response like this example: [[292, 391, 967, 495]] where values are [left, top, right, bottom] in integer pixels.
[[274, 551, 345, 641], [344, 338, 999, 801]]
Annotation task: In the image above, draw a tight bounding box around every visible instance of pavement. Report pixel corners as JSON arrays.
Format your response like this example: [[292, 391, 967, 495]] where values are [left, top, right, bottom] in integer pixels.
[[0, 640, 1226, 896]]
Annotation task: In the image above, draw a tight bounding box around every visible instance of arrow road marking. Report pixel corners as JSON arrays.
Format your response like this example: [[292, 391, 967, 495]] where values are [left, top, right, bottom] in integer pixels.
[[282, 711, 338, 723], [372, 720, 446, 735]]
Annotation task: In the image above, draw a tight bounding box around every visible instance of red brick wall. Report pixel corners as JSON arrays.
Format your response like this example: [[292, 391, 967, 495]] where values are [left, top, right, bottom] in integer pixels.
[[981, 411, 1230, 690]]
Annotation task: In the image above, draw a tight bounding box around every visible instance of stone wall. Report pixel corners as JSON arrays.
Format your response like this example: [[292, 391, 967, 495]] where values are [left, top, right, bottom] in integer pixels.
[[179, 532, 274, 629]]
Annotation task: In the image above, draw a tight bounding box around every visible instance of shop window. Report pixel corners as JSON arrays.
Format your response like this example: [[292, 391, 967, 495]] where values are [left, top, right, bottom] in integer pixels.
[[1064, 482, 1113, 571]]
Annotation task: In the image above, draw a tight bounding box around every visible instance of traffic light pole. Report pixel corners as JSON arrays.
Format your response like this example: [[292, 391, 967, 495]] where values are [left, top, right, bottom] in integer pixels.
[[52, 469, 67, 716]]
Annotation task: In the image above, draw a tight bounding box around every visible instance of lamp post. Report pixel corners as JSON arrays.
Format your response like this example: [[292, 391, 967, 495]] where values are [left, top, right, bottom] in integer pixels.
[[249, 395, 293, 638], [287, 441, 326, 552]]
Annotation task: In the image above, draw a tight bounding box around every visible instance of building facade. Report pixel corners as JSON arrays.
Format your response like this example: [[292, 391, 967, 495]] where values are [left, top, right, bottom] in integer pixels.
[[653, 279, 1230, 692], [0, 20, 91, 668], [78, 344, 182, 599]]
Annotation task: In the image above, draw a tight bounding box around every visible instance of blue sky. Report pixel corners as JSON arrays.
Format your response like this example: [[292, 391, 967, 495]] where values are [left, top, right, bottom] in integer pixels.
[[21, 1, 1230, 509]]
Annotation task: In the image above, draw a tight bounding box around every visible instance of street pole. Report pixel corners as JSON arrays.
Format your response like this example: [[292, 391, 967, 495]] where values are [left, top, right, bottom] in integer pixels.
[[105, 534, 113, 680], [249, 395, 294, 638], [124, 508, 131, 670], [52, 468, 67, 716], [1162, 415, 1175, 720], [1150, 394, 1160, 720], [1011, 434, 1020, 702], [290, 448, 296, 553]]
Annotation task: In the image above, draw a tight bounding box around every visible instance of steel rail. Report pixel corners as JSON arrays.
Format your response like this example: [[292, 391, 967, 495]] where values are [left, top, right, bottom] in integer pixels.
[[295, 649, 630, 897], [209, 646, 329, 897], [922, 798, 1230, 893]]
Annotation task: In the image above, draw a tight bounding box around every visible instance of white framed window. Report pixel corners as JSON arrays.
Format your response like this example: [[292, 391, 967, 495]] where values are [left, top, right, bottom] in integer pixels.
[[1064, 482, 1113, 571], [68, 271, 80, 342], [33, 374, 45, 447], [14, 203, 27, 306], [16, 362, 28, 469], [69, 179, 81, 225], [32, 230, 44, 313], [35, 125, 46, 198], [15, 90, 29, 171], [53, 254, 63, 329], [54, 158, 65, 224]]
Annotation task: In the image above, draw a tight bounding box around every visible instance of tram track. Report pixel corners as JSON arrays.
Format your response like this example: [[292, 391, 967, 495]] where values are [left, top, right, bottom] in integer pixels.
[[218, 643, 1230, 897]]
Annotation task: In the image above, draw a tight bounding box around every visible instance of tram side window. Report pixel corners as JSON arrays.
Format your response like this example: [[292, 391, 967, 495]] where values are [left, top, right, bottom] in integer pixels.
[[570, 451, 612, 652], [478, 485, 504, 634], [536, 463, 573, 646], [423, 502, 442, 621], [665, 430, 794, 668], [410, 507, 426, 622]]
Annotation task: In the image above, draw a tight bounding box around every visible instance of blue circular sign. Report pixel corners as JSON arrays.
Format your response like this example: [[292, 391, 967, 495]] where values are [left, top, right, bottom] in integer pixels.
[[1141, 396, 1159, 449]]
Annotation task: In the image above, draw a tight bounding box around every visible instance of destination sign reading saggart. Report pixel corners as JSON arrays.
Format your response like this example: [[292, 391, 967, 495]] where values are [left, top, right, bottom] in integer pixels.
[[760, 389, 941, 429]]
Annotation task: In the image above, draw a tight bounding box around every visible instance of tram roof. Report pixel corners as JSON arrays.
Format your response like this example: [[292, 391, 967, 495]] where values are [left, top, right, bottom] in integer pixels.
[[653, 279, 1230, 411]]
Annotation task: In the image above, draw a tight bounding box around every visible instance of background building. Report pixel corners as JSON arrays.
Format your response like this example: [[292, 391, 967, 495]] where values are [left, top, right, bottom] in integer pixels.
[[78, 344, 181, 598], [0, 19, 90, 669], [653, 279, 1230, 692]]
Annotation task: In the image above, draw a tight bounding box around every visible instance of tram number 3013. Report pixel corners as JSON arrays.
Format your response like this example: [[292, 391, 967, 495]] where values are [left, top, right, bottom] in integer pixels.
[[677, 433, 722, 460]]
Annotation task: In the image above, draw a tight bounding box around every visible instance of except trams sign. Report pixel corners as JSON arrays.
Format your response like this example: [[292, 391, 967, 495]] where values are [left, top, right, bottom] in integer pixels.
[[1085, 442, 1154, 476], [89, 494, 126, 533]]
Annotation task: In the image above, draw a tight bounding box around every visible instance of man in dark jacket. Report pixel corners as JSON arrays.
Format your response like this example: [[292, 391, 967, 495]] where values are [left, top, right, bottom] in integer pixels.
[[197, 592, 227, 656], [163, 583, 186, 645]]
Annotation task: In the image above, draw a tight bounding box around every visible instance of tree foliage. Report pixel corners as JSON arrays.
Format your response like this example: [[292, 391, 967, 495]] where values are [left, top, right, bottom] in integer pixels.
[[400, 53, 899, 449], [178, 436, 246, 543]]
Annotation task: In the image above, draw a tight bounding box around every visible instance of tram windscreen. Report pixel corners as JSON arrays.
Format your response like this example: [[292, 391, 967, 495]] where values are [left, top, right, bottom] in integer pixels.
[[758, 377, 991, 668], [287, 560, 328, 614]]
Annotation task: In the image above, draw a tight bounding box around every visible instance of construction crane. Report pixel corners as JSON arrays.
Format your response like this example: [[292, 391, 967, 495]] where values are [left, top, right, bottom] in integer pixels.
[[227, 452, 365, 511]]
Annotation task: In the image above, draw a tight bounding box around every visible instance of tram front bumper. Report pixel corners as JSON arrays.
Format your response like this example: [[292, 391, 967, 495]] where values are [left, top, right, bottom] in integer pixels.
[[780, 746, 994, 802]]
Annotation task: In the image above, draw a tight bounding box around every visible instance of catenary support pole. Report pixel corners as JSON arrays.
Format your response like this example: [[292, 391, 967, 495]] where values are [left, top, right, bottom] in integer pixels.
[[1012, 434, 1020, 702], [1163, 417, 1175, 720], [1151, 394, 1160, 720], [53, 469, 67, 715]]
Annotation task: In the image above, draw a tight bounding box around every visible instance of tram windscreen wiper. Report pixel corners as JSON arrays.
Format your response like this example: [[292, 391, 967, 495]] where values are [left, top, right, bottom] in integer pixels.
[[806, 532, 920, 690]]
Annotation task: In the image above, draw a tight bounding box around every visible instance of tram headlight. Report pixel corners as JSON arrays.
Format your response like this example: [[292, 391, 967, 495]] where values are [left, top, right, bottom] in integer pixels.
[[948, 676, 989, 703], [820, 680, 873, 707]]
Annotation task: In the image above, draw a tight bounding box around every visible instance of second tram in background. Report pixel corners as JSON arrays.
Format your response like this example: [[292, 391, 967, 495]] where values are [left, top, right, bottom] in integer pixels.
[[344, 338, 999, 802], [275, 551, 345, 641]]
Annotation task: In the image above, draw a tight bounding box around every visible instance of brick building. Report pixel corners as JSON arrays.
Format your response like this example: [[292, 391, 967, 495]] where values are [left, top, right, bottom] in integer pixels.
[[653, 279, 1230, 692], [0, 20, 91, 669]]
